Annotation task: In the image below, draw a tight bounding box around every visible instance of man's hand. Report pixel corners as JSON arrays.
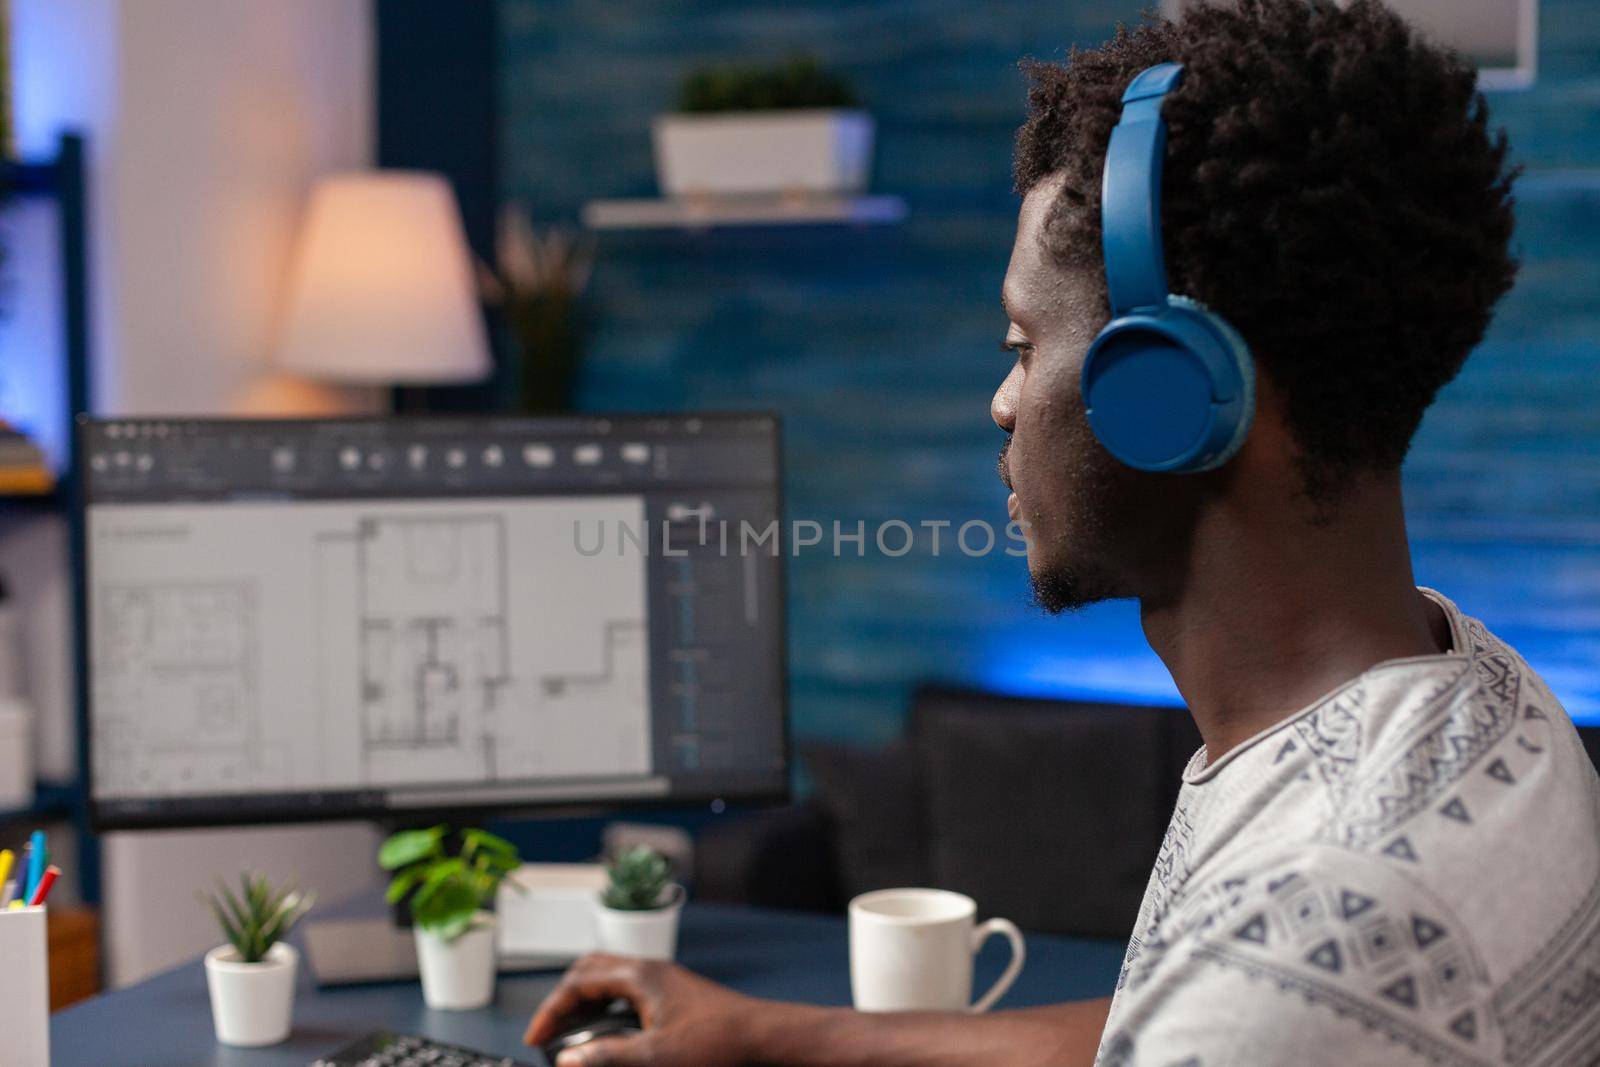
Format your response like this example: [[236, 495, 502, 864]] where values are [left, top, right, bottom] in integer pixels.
[[525, 953, 1112, 1067], [524, 953, 761, 1067]]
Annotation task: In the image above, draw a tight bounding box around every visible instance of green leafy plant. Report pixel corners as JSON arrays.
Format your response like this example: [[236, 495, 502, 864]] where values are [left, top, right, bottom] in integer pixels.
[[199, 872, 315, 964], [380, 825, 521, 944], [601, 846, 676, 911], [678, 55, 860, 113]]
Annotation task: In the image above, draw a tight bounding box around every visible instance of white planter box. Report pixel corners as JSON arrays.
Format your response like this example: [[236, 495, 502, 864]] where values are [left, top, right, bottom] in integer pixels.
[[204, 942, 298, 1048], [496, 863, 607, 959], [652, 110, 875, 197]]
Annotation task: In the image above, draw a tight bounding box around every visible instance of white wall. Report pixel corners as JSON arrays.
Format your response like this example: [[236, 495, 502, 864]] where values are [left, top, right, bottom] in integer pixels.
[[111, 0, 374, 413], [12, 0, 385, 987], [14, 0, 376, 414]]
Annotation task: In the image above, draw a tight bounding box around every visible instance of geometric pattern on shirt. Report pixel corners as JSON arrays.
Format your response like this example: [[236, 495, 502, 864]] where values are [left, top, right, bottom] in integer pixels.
[[1325, 663, 1518, 851], [1095, 1029, 1136, 1067], [1290, 614, 1527, 860], [1491, 871, 1600, 1067], [1150, 799, 1199, 924], [1185, 864, 1496, 1065], [1095, 1030, 1207, 1067], [1293, 692, 1366, 806], [1119, 860, 1257, 994], [1192, 939, 1494, 1067], [1119, 799, 1201, 992]]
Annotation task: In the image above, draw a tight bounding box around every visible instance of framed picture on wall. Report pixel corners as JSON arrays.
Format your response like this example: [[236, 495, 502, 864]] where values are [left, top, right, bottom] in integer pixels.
[[1160, 0, 1538, 90]]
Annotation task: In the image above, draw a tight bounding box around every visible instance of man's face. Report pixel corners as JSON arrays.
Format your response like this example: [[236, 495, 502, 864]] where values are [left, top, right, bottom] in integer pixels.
[[992, 178, 1196, 612]]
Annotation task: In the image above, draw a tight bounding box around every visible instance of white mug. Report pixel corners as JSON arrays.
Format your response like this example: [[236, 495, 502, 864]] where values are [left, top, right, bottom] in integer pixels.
[[849, 888, 1026, 1013]]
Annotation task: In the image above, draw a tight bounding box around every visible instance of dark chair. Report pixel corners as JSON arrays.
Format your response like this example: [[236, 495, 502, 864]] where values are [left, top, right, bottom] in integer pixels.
[[696, 686, 1202, 940]]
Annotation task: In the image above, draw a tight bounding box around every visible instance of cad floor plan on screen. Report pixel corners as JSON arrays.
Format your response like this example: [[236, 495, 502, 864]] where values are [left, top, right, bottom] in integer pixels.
[[90, 496, 651, 798]]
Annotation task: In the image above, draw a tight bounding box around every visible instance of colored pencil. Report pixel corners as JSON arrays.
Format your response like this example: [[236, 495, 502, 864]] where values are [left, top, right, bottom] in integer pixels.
[[28, 865, 59, 907], [24, 830, 46, 902]]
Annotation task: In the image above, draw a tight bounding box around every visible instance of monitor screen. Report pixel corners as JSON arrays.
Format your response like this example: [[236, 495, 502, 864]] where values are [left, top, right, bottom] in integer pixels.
[[80, 414, 788, 829]]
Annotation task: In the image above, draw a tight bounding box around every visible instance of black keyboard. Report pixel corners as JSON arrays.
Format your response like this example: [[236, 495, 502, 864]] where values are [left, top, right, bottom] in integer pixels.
[[310, 1031, 535, 1067]]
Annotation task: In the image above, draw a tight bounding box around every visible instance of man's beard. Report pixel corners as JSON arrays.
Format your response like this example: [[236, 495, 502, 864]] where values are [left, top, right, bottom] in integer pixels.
[[1000, 431, 1129, 616], [1030, 563, 1100, 615]]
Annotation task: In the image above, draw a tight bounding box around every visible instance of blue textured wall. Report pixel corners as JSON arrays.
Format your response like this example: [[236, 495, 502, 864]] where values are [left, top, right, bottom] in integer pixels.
[[498, 0, 1600, 739]]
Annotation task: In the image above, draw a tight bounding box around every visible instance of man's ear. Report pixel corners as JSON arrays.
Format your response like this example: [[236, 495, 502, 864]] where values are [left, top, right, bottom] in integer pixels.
[[1228, 369, 1301, 490]]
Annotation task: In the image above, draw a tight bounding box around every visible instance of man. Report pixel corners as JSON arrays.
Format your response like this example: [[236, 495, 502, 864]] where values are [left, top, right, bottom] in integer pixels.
[[526, 1, 1600, 1063]]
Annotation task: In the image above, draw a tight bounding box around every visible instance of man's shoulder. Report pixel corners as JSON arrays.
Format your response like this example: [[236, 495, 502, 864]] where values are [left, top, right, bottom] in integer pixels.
[[1275, 593, 1588, 851], [1137, 600, 1600, 1064], [1107, 598, 1600, 1064]]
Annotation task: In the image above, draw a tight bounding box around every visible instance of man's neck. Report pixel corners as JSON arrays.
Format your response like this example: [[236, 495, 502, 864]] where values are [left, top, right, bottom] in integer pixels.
[[1140, 473, 1450, 766]]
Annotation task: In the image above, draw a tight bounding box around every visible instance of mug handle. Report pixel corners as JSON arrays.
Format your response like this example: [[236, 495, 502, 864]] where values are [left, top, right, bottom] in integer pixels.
[[968, 917, 1026, 1014]]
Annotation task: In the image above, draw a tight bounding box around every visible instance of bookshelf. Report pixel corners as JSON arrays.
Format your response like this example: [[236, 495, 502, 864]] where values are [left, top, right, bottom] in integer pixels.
[[0, 133, 97, 905]]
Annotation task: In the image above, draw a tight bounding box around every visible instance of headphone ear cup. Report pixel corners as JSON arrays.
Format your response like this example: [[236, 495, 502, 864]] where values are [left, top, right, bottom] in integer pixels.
[[1167, 295, 1255, 470], [1081, 299, 1254, 473]]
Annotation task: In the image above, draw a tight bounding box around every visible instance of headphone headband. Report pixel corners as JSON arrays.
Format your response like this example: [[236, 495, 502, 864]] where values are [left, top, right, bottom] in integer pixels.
[[1101, 62, 1183, 315], [1082, 61, 1256, 474]]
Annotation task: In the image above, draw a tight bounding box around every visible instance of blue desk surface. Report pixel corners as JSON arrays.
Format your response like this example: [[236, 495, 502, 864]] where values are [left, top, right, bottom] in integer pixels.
[[51, 904, 1125, 1066]]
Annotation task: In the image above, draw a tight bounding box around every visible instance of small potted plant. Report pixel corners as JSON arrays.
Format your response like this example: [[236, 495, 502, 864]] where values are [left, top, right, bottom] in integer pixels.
[[594, 846, 685, 961], [199, 872, 314, 1047], [380, 825, 521, 1010], [653, 55, 873, 198], [481, 204, 595, 415]]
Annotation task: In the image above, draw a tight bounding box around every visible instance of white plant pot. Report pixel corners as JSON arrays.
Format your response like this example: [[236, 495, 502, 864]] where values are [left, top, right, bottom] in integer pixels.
[[414, 912, 496, 1011], [652, 110, 875, 197], [204, 941, 298, 1048], [594, 888, 684, 961]]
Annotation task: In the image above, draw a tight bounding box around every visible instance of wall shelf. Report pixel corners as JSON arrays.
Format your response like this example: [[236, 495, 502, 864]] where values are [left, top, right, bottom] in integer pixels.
[[582, 193, 907, 231], [0, 488, 63, 509]]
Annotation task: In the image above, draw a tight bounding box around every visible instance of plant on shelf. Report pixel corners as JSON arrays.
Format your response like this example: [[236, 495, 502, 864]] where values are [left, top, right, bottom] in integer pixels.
[[677, 55, 859, 113], [655, 55, 874, 200], [602, 845, 675, 911], [198, 871, 314, 1048], [380, 824, 521, 943], [481, 205, 594, 415], [200, 871, 315, 964]]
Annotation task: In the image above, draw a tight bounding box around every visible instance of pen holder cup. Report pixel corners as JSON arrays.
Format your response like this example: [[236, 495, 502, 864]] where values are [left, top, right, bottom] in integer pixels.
[[0, 905, 49, 1065]]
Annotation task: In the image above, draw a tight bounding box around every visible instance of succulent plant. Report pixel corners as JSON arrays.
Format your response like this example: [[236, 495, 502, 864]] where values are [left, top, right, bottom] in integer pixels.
[[678, 55, 860, 113], [602, 846, 675, 911], [200, 872, 315, 964], [379, 825, 521, 944]]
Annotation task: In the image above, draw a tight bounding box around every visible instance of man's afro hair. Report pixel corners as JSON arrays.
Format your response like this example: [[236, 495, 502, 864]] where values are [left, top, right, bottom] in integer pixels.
[[1014, 0, 1518, 501]]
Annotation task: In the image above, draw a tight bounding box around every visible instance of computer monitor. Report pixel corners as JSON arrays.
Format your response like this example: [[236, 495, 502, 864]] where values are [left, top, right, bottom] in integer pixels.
[[79, 413, 788, 830]]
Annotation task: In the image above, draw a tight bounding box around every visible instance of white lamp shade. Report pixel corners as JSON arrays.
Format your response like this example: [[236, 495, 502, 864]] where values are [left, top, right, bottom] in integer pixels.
[[276, 172, 491, 384]]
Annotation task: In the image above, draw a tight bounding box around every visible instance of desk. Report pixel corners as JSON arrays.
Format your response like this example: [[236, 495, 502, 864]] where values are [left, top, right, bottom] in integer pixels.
[[51, 904, 1125, 1066]]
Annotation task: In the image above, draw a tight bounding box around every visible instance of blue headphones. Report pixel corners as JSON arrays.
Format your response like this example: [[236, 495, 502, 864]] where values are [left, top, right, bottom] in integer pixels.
[[1082, 63, 1255, 473]]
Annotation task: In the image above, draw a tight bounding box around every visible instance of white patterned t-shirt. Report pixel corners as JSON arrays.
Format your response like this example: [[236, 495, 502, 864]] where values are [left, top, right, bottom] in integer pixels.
[[1096, 589, 1600, 1067]]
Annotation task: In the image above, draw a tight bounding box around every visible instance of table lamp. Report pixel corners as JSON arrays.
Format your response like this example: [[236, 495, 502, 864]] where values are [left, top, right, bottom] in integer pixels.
[[270, 171, 490, 409]]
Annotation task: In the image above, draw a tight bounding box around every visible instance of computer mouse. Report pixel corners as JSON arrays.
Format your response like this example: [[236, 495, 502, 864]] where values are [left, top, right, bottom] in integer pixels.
[[541, 999, 644, 1063]]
